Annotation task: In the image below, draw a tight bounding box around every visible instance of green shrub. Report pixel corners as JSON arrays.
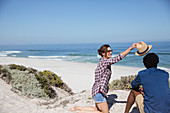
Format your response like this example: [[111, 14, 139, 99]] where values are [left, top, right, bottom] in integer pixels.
[[109, 75, 137, 90], [27, 67, 37, 74], [8, 64, 18, 69], [34, 70, 68, 98], [41, 70, 63, 87], [17, 65, 27, 71], [0, 65, 2, 75], [0, 64, 73, 100], [0, 68, 12, 84], [1, 68, 9, 74], [0, 65, 2, 69], [8, 64, 27, 71], [9, 70, 50, 100], [34, 73, 56, 98], [60, 83, 74, 95]]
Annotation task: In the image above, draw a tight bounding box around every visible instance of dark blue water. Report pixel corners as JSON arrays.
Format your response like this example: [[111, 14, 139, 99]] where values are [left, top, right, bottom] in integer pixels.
[[0, 42, 170, 69]]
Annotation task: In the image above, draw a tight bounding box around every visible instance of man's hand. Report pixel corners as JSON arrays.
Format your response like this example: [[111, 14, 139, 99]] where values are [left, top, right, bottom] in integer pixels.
[[139, 87, 144, 95]]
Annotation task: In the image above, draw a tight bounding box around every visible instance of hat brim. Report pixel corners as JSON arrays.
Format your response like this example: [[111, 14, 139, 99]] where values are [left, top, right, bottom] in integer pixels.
[[135, 45, 152, 56]]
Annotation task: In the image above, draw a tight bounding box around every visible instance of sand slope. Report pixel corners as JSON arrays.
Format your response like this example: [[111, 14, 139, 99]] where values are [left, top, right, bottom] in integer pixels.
[[0, 79, 139, 113]]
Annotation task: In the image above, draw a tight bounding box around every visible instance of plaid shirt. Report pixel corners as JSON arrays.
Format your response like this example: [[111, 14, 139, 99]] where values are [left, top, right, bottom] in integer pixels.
[[92, 54, 124, 98]]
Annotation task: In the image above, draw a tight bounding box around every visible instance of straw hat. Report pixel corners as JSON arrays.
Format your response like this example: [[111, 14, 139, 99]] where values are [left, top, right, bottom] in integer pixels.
[[135, 42, 152, 56]]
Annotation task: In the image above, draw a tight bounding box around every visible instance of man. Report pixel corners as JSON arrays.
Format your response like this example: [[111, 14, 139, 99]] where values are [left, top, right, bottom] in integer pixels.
[[124, 53, 170, 113]]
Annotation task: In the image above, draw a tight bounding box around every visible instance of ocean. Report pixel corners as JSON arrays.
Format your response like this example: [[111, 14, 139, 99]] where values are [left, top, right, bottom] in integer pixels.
[[0, 42, 170, 69]]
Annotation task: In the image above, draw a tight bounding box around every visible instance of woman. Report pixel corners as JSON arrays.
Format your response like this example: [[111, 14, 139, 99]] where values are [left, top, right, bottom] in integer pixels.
[[70, 43, 137, 113]]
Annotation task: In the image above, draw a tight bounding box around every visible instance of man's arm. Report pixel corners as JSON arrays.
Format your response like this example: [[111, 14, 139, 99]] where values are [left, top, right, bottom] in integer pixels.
[[131, 74, 141, 89]]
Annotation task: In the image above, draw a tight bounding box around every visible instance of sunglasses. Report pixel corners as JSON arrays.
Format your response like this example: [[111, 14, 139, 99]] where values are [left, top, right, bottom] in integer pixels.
[[107, 50, 112, 53]]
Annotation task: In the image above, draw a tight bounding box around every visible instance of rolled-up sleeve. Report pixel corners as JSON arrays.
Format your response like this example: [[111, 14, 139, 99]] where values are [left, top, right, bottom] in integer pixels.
[[105, 54, 124, 66]]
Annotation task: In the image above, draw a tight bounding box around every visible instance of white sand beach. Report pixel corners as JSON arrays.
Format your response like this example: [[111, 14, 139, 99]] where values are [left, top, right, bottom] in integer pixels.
[[0, 57, 170, 113]]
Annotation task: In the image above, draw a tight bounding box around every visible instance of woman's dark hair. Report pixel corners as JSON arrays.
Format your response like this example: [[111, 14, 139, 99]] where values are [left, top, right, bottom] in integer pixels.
[[98, 44, 111, 57], [143, 53, 159, 69]]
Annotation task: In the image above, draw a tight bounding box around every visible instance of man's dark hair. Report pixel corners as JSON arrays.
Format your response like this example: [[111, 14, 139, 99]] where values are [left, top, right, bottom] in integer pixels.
[[143, 53, 159, 69]]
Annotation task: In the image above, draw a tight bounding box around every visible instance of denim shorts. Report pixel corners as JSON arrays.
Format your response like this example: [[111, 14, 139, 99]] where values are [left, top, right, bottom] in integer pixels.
[[93, 93, 106, 103]]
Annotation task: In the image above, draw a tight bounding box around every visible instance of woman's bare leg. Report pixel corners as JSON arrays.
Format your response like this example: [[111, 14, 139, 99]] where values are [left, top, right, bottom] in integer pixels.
[[69, 105, 97, 111], [69, 102, 109, 113], [78, 110, 101, 113]]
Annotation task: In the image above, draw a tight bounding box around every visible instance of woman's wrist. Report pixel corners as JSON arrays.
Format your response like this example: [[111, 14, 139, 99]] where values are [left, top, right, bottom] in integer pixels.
[[128, 47, 133, 51], [129, 46, 135, 50]]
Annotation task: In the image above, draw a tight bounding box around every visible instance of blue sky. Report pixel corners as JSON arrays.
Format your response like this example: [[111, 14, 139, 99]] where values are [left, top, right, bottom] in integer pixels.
[[0, 0, 170, 45]]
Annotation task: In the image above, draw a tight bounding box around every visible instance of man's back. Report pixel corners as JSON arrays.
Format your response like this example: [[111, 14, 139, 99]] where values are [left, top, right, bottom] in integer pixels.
[[133, 67, 170, 113]]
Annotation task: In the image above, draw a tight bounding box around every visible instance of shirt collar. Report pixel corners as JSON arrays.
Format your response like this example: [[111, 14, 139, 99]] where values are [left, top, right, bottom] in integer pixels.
[[148, 67, 157, 71]]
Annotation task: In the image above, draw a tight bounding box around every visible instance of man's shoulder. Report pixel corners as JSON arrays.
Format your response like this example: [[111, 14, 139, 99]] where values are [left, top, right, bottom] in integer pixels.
[[138, 68, 169, 75], [156, 68, 169, 75], [138, 69, 148, 74]]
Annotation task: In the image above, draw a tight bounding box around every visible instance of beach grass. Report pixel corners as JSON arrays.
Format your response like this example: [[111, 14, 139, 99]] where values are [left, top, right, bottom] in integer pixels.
[[0, 64, 73, 100], [109, 75, 137, 90]]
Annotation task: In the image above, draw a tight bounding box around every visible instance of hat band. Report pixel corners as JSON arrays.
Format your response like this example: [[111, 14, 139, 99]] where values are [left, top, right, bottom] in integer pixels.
[[137, 46, 149, 55]]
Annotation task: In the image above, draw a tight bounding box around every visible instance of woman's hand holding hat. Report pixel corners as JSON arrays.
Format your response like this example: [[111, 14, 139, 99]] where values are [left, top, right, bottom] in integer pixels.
[[135, 42, 152, 56], [129, 43, 138, 50]]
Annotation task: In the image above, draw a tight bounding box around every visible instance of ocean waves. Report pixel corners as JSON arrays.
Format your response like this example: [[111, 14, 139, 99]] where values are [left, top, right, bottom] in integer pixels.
[[0, 42, 170, 69], [28, 55, 97, 63], [28, 55, 67, 59], [0, 51, 21, 57]]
